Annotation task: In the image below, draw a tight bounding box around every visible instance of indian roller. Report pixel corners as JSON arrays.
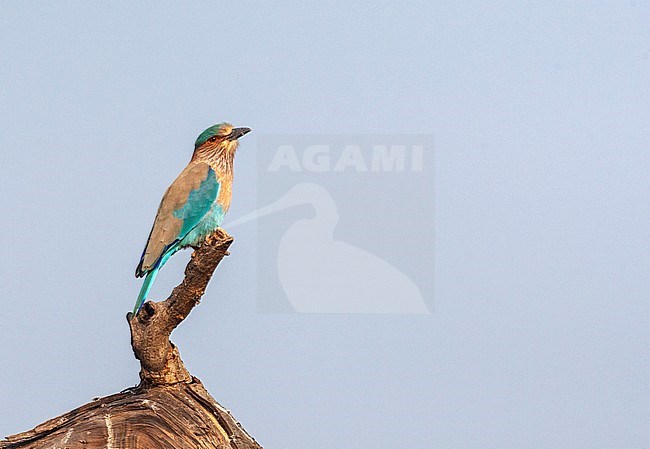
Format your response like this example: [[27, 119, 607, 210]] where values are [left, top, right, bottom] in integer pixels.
[[133, 123, 251, 314]]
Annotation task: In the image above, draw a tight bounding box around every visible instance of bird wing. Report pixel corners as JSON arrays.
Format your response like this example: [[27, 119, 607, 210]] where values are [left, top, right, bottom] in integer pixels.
[[136, 162, 220, 277]]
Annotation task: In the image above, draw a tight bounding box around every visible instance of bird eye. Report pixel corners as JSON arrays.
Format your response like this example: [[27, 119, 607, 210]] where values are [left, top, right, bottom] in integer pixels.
[[208, 136, 217, 142]]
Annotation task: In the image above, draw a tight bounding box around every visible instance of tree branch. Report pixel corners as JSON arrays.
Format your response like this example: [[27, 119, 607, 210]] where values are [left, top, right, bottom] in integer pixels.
[[128, 228, 234, 386], [1, 229, 261, 449]]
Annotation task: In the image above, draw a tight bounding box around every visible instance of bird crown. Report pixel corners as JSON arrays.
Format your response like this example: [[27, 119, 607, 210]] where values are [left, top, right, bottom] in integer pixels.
[[194, 123, 233, 148]]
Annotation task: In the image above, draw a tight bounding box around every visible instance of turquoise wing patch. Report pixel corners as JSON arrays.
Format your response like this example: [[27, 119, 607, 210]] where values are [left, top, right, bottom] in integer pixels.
[[173, 167, 220, 238]]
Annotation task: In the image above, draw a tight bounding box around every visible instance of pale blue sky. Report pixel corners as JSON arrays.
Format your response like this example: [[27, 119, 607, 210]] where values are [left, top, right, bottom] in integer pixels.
[[1, 2, 649, 448]]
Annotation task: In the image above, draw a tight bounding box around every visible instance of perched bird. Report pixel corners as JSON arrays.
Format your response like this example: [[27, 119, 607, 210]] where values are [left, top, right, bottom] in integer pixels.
[[133, 123, 251, 314]]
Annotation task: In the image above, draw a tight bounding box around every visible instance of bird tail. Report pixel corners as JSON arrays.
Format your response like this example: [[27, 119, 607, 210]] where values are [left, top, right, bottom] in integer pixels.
[[133, 267, 160, 314]]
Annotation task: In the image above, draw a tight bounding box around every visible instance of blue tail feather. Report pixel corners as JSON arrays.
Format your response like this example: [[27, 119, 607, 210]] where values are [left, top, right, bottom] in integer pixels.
[[133, 267, 159, 314], [133, 245, 178, 314]]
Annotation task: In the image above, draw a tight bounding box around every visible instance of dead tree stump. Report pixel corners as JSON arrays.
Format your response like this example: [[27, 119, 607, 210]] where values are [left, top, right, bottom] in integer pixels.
[[1, 229, 262, 449]]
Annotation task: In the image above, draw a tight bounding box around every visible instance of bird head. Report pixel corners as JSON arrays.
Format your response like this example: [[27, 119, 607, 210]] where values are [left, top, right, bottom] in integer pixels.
[[193, 122, 251, 161]]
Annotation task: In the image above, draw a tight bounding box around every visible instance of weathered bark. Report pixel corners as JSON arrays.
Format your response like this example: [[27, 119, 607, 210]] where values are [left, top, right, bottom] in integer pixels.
[[1, 229, 262, 449]]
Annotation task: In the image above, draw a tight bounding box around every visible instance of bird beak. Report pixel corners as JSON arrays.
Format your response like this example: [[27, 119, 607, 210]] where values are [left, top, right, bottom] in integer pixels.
[[228, 127, 251, 141]]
